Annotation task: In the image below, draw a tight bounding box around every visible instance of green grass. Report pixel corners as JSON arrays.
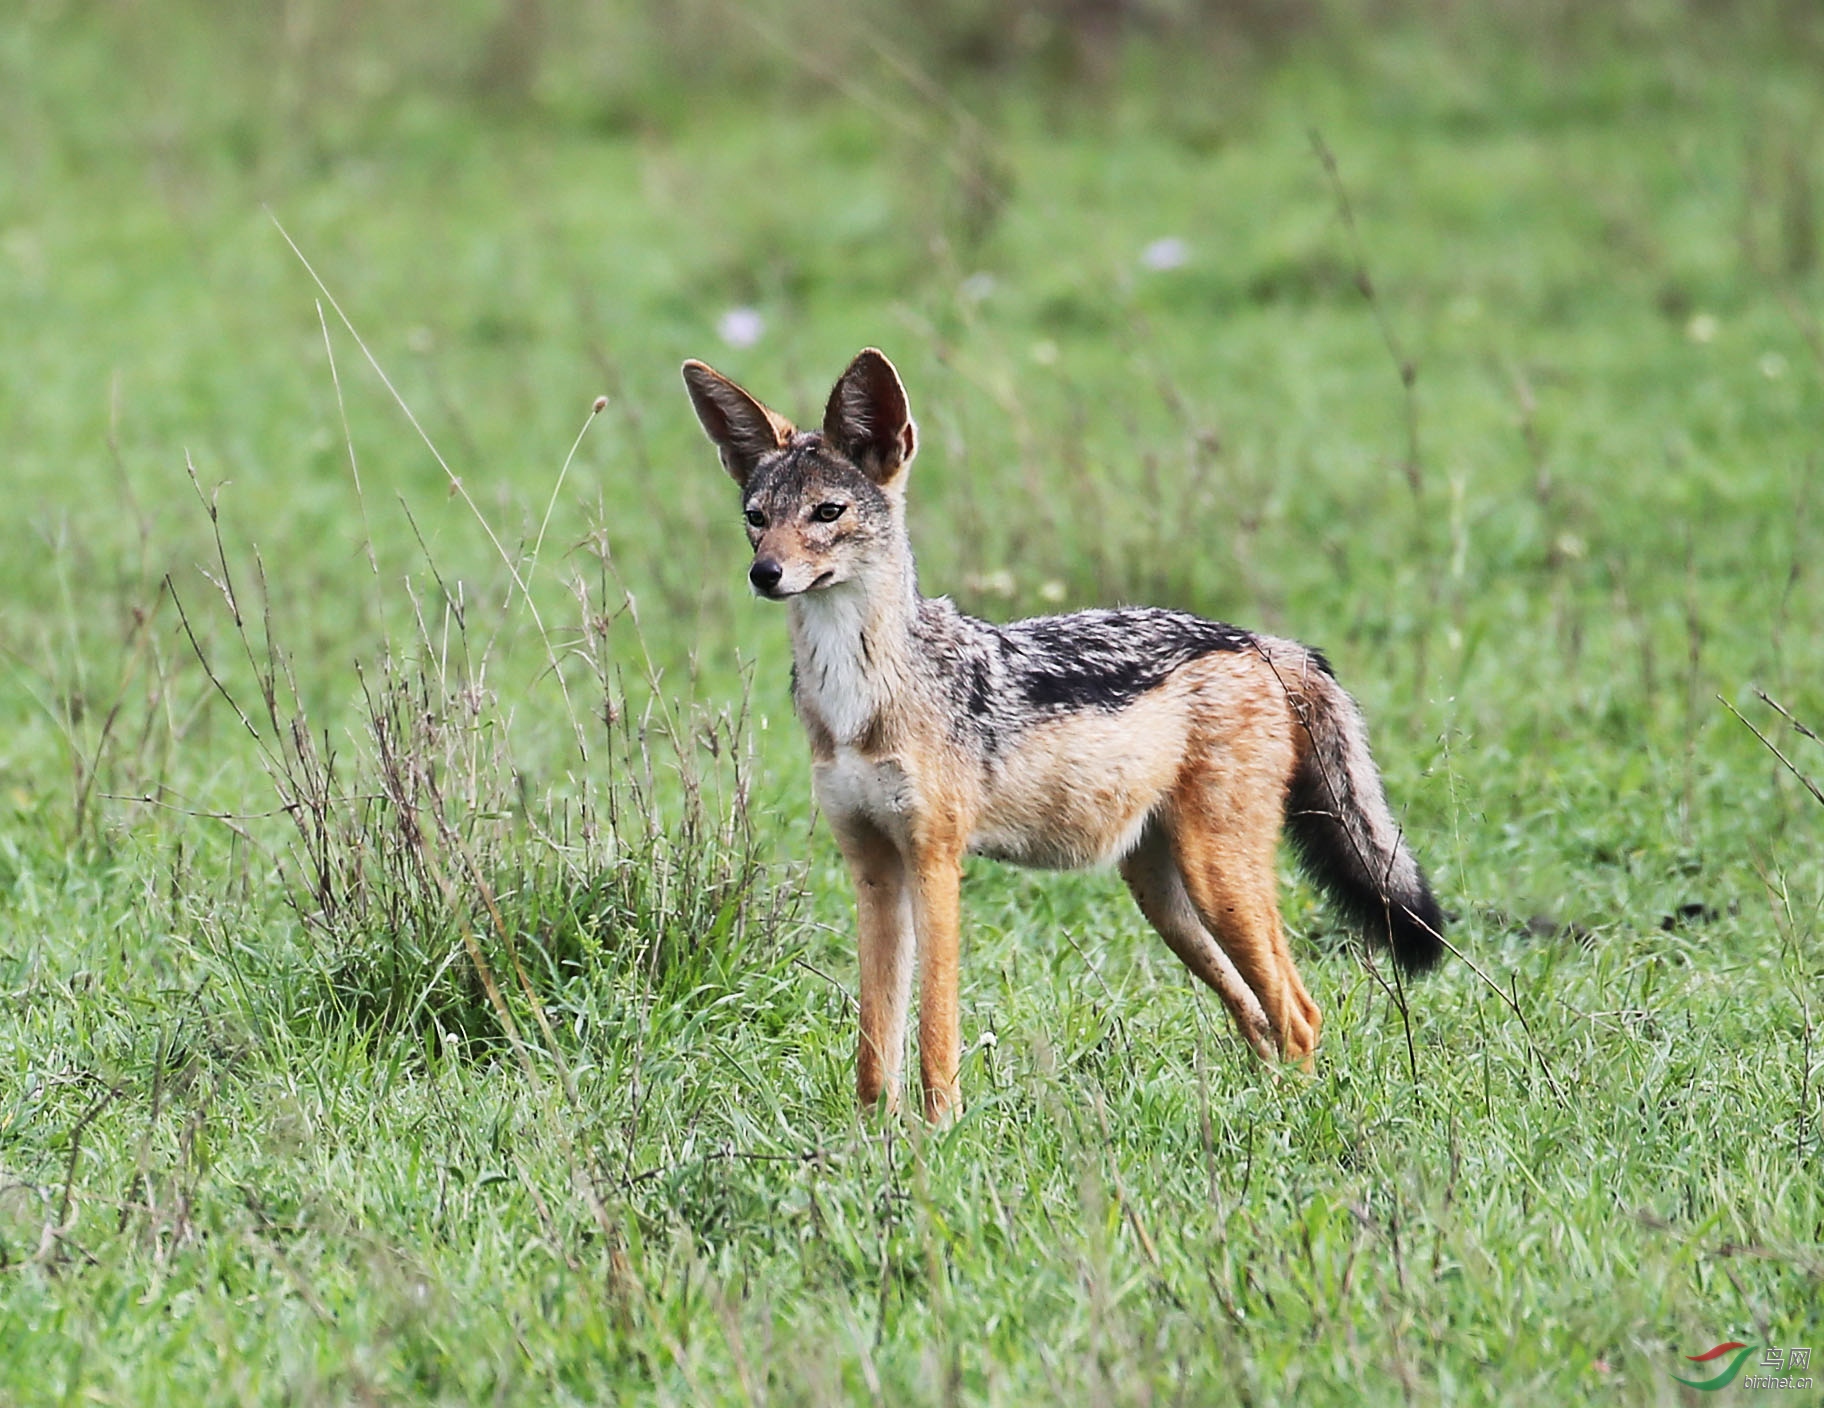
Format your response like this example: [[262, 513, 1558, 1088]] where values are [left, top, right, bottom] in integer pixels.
[[2, 3, 1822, 1402]]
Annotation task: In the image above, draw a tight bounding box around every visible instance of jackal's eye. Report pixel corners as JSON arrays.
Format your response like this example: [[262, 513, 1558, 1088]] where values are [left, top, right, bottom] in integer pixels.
[[744, 509, 766, 529], [812, 502, 847, 524]]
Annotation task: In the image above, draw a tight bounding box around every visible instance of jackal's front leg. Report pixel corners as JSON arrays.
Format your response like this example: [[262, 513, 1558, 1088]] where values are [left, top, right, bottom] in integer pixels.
[[838, 822, 915, 1111], [912, 845, 964, 1124]]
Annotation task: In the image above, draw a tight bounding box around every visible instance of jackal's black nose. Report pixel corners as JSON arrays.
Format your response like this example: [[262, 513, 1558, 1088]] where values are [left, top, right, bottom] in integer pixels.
[[749, 558, 784, 593]]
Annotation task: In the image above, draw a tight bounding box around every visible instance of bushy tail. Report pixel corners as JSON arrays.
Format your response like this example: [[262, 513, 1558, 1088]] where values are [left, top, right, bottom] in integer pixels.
[[1277, 649, 1444, 975]]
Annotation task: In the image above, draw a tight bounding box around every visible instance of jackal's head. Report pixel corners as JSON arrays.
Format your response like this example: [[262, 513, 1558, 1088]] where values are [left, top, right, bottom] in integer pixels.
[[681, 349, 917, 601]]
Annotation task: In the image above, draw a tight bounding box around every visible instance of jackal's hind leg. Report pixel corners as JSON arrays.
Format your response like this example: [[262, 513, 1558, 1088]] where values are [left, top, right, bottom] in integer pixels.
[[1165, 817, 1322, 1063], [1120, 822, 1276, 1061], [836, 821, 915, 1111]]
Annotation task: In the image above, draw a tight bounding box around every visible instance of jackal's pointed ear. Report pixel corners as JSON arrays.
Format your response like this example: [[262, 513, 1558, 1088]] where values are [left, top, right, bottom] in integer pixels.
[[681, 360, 795, 489], [822, 348, 917, 487]]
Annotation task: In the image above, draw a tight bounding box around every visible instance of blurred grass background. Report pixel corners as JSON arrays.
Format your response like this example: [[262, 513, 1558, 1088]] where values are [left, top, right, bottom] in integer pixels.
[[1, 1, 1822, 1403]]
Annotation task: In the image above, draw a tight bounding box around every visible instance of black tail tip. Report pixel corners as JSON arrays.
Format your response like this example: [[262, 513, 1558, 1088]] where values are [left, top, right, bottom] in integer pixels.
[[1388, 875, 1446, 975]]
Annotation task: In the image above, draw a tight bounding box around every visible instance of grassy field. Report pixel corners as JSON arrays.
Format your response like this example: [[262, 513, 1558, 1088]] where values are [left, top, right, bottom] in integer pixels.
[[3, 2, 1823, 1402]]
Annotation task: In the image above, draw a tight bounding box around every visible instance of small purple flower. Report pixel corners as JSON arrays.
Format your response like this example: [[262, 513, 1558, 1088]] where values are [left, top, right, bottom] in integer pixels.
[[717, 307, 766, 348], [1140, 237, 1189, 272]]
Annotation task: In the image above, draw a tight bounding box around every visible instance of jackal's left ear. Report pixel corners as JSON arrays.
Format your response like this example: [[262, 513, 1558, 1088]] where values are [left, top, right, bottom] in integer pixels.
[[823, 348, 917, 487], [682, 360, 795, 489]]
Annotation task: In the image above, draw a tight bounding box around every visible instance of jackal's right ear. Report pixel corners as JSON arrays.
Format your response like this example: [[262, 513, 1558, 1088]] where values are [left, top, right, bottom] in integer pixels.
[[823, 348, 917, 488], [681, 360, 795, 489]]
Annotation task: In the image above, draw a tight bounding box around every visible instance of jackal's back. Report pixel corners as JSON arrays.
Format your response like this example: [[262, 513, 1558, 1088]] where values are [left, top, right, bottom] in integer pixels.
[[909, 602, 1256, 753]]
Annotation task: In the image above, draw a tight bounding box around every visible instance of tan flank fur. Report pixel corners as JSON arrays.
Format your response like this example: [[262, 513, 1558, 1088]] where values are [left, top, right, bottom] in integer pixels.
[[682, 348, 1445, 1123]]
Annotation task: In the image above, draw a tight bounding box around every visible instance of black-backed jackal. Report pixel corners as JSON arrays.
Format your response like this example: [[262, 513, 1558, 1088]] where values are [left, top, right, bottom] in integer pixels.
[[683, 349, 1444, 1123]]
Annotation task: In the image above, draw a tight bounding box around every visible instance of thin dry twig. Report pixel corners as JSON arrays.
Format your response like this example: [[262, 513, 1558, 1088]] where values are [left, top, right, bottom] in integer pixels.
[[34, 1081, 123, 1268], [1757, 688, 1821, 746], [1721, 691, 1824, 808], [1311, 130, 1422, 501]]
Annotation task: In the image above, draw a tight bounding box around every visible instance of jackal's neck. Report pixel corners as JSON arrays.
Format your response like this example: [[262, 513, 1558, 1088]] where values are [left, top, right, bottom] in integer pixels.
[[787, 541, 920, 747]]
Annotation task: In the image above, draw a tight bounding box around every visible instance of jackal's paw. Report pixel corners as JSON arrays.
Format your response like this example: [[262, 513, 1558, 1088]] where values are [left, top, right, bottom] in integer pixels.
[[1294, 996, 1323, 1050], [1240, 1014, 1279, 1063], [1280, 1008, 1321, 1067], [921, 1082, 963, 1129], [857, 1073, 902, 1118]]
